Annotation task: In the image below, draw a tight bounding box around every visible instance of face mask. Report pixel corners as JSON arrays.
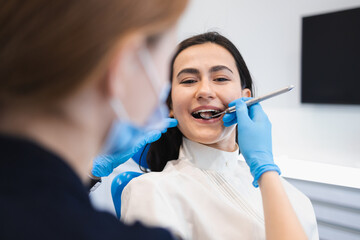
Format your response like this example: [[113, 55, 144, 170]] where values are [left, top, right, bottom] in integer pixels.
[[100, 48, 170, 155]]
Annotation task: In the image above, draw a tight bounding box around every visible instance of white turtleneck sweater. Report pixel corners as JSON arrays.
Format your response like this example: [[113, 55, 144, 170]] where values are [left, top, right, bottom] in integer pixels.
[[121, 138, 319, 240]]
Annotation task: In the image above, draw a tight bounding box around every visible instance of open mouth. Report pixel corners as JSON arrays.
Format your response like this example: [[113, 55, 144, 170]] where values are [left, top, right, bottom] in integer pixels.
[[191, 109, 222, 120]]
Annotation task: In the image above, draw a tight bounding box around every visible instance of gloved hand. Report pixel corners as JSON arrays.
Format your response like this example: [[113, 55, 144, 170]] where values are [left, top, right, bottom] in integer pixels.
[[92, 118, 178, 177], [223, 97, 281, 187]]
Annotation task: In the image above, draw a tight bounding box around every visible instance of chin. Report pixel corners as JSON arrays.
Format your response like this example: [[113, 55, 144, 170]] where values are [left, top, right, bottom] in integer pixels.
[[191, 135, 222, 145]]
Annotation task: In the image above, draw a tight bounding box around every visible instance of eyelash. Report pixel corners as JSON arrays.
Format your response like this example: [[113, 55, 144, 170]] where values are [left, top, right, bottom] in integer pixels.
[[180, 79, 197, 84], [180, 78, 230, 85], [214, 78, 229, 82]]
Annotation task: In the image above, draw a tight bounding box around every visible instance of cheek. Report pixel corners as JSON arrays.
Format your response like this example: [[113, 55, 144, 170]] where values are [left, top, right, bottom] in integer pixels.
[[219, 87, 243, 107], [171, 88, 188, 118], [170, 88, 197, 139]]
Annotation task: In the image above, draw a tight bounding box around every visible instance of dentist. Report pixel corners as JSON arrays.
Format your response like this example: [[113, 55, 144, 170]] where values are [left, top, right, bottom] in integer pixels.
[[0, 0, 187, 239]]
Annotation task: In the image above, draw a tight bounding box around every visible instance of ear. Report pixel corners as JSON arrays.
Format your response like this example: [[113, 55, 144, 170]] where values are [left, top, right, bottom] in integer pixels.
[[168, 95, 174, 117], [104, 32, 145, 101], [241, 88, 251, 98]]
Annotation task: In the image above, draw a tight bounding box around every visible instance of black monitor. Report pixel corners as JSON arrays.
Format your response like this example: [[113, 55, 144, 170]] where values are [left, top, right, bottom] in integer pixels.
[[301, 7, 360, 105]]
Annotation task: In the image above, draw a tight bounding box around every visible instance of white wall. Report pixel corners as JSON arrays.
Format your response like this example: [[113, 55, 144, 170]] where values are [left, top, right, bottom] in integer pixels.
[[176, 0, 360, 168]]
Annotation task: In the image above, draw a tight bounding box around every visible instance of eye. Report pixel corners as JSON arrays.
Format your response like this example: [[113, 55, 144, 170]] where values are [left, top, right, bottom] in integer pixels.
[[214, 77, 230, 82], [180, 79, 197, 84]]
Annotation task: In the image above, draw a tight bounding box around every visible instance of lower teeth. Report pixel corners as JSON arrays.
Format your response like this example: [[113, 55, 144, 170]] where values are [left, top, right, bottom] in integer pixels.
[[199, 112, 213, 119], [192, 111, 221, 119]]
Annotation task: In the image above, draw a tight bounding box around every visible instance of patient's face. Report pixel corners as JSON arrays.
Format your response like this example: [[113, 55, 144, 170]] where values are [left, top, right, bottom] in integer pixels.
[[171, 43, 250, 151]]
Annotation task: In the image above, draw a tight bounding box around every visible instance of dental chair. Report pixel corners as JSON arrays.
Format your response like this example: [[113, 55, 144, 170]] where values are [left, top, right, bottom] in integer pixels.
[[111, 144, 150, 218]]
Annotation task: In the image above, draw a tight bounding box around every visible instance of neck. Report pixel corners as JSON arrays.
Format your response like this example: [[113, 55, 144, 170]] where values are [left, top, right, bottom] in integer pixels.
[[0, 95, 112, 183], [204, 127, 238, 152]]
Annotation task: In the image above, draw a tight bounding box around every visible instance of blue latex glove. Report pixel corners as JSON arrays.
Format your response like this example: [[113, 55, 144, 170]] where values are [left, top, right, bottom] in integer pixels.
[[223, 97, 281, 187], [92, 118, 178, 177]]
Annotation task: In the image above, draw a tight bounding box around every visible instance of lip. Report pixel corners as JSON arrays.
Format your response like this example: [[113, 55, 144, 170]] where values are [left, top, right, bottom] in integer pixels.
[[190, 105, 224, 124]]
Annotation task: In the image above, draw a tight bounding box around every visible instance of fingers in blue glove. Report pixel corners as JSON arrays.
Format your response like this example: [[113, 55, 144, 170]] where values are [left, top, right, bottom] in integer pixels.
[[135, 118, 177, 152], [233, 99, 253, 129], [92, 154, 128, 177], [145, 130, 162, 142], [92, 118, 178, 178], [161, 118, 178, 133], [223, 97, 253, 127], [132, 130, 161, 153], [166, 118, 178, 128], [223, 112, 237, 127], [248, 103, 269, 122]]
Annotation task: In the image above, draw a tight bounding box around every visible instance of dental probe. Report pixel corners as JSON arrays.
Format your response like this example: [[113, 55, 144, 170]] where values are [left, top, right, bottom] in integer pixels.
[[201, 85, 295, 119]]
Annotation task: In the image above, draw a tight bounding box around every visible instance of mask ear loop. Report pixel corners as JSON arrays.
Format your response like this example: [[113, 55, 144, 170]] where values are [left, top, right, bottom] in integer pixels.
[[110, 98, 130, 122], [109, 48, 160, 125]]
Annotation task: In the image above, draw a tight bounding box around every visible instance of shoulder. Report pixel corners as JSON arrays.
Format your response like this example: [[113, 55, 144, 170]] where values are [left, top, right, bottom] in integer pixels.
[[121, 158, 212, 217], [121, 161, 191, 239], [125, 158, 198, 192], [128, 162, 179, 185], [122, 165, 180, 205]]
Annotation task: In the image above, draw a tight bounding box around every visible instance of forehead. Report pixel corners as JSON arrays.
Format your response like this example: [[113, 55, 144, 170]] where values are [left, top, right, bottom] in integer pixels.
[[173, 43, 238, 75]]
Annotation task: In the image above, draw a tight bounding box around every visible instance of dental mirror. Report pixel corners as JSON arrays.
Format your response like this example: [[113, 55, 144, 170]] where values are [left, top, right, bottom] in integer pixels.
[[199, 85, 294, 120]]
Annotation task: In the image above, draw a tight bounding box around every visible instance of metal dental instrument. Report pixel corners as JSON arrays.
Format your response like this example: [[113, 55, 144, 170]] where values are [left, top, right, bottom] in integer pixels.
[[200, 85, 295, 119]]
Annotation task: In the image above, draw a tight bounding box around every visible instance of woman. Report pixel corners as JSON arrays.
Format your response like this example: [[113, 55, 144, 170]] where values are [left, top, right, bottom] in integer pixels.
[[121, 32, 319, 239], [0, 1, 187, 239]]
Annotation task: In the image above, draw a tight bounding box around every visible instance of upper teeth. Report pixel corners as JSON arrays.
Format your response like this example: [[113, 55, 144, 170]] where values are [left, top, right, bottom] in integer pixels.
[[193, 109, 220, 114]]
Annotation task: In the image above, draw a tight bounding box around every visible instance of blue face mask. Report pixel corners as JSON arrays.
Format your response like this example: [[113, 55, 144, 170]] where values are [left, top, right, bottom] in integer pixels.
[[100, 48, 170, 156]]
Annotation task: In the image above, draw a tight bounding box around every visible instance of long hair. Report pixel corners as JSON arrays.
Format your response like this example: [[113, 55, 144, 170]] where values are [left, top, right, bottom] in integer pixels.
[[145, 32, 254, 172]]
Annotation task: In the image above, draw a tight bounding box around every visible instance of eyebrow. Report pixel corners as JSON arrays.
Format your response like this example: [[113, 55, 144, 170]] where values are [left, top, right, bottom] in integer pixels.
[[176, 68, 200, 78], [210, 65, 233, 74], [176, 65, 233, 78]]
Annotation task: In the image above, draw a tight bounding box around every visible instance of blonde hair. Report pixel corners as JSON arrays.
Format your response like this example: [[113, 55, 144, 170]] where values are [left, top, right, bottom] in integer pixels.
[[0, 0, 187, 106]]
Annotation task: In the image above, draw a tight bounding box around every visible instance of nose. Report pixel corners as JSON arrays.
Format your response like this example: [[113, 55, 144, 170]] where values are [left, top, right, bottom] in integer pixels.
[[195, 78, 216, 101]]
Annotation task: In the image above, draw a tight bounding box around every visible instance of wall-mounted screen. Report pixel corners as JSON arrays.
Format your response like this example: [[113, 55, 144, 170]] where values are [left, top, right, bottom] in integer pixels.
[[301, 7, 360, 104]]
